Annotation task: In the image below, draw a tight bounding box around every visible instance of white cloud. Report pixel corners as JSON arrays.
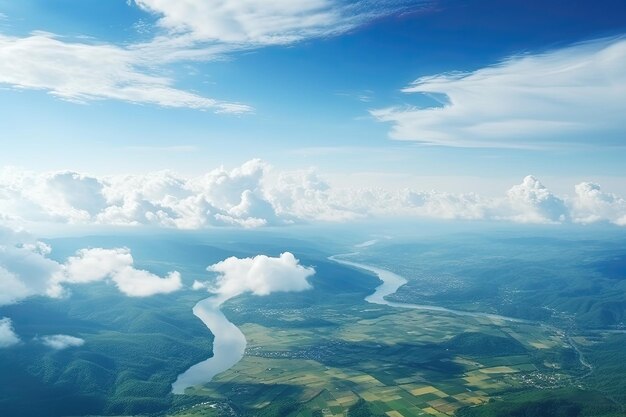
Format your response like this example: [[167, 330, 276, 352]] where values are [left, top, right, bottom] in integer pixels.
[[192, 159, 269, 209], [1, 161, 626, 228], [0, 226, 63, 305], [0, 227, 183, 307], [134, 0, 342, 45], [502, 175, 568, 224], [132, 0, 415, 46], [59, 248, 182, 297], [265, 169, 359, 222], [39, 334, 85, 350], [571, 182, 626, 226], [0, 169, 108, 223], [62, 248, 133, 284], [0, 2, 419, 110], [192, 280, 209, 291], [111, 267, 182, 297], [0, 33, 251, 113], [197, 252, 314, 301], [344, 188, 489, 221], [372, 37, 626, 148], [0, 317, 20, 348], [0, 266, 37, 305], [0, 161, 287, 229]]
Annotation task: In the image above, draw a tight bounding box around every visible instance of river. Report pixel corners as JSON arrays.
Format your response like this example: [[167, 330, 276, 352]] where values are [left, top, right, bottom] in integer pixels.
[[330, 253, 592, 376], [329, 254, 530, 324], [172, 252, 591, 394], [171, 295, 246, 394]]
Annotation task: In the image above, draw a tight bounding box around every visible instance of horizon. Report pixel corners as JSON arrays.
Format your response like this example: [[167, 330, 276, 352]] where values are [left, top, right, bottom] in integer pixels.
[[1, 2, 626, 417]]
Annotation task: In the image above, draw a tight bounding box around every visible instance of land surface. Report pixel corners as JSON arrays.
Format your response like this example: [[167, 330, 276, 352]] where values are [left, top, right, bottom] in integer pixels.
[[1, 228, 625, 417]]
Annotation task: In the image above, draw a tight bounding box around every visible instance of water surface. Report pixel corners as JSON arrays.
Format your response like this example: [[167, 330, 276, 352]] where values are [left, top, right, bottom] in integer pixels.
[[171, 296, 246, 394], [330, 254, 528, 323]]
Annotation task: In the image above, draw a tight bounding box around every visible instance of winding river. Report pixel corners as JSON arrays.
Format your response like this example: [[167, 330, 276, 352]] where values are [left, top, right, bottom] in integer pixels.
[[171, 295, 246, 394], [330, 253, 592, 376], [329, 254, 530, 324], [172, 251, 591, 394]]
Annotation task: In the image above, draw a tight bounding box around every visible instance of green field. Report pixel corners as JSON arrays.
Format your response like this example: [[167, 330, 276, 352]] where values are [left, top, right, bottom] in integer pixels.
[[175, 287, 586, 417]]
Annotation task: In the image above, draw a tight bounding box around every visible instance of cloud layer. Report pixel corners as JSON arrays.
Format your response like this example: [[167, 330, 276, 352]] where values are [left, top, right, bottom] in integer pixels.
[[1, 161, 625, 228], [373, 37, 626, 148], [0, 317, 20, 348], [194, 252, 314, 301], [0, 226, 183, 308]]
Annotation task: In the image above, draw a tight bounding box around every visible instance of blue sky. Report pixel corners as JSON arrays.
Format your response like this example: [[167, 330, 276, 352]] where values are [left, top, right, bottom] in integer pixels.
[[0, 0, 625, 229]]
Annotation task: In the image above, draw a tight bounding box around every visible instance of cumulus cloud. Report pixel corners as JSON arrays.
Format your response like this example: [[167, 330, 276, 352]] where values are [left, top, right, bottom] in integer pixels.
[[571, 182, 626, 226], [0, 226, 63, 305], [195, 252, 314, 301], [0, 168, 108, 223], [503, 176, 568, 224], [0, 317, 20, 348], [265, 169, 359, 222], [1, 161, 626, 228], [39, 334, 85, 350], [372, 37, 626, 148], [59, 248, 182, 297], [0, 160, 289, 228], [344, 188, 488, 221], [285, 174, 624, 226], [0, 227, 182, 307], [0, 33, 251, 113]]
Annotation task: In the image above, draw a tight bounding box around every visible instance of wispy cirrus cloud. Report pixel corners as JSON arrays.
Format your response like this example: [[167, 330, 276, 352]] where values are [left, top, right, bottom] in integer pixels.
[[125, 0, 425, 64], [372, 37, 626, 148], [133, 0, 346, 45], [131, 0, 418, 46], [0, 1, 421, 110], [0, 33, 251, 113]]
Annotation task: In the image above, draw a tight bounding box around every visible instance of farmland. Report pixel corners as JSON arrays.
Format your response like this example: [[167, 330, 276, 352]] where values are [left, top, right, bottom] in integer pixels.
[[176, 277, 584, 417]]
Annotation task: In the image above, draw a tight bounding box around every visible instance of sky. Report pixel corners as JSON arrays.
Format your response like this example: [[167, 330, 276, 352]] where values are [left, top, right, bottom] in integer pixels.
[[0, 0, 626, 347], [0, 0, 626, 229]]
